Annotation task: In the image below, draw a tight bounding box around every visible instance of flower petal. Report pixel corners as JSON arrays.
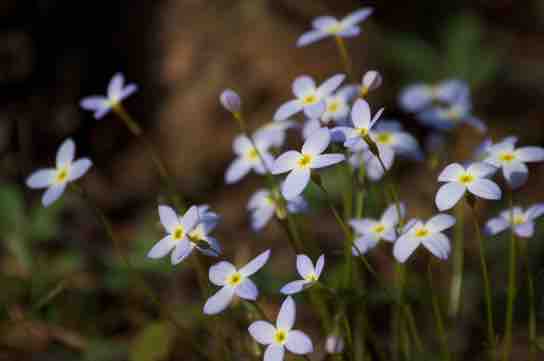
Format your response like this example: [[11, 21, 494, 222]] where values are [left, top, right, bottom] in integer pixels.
[[56, 138, 76, 167], [120, 83, 138, 100], [349, 219, 378, 234], [147, 235, 175, 259], [313, 16, 338, 30], [42, 184, 66, 207], [180, 205, 200, 231], [235, 278, 259, 300], [297, 30, 329, 47], [264, 344, 285, 361], [220, 89, 241, 113], [311, 154, 345, 169], [203, 286, 235, 315], [277, 296, 296, 331], [435, 182, 466, 211], [302, 128, 331, 156], [317, 74, 345, 97], [239, 249, 271, 277], [425, 214, 456, 233], [515, 146, 544, 162], [68, 158, 92, 181], [502, 161, 528, 189], [225, 158, 251, 184], [467, 162, 497, 178], [248, 321, 276, 345], [274, 100, 303, 122], [26, 169, 55, 189], [250, 207, 275, 231], [280, 280, 308, 295], [399, 84, 432, 112], [285, 330, 313, 354], [303, 101, 326, 119], [209, 261, 236, 286], [107, 73, 124, 100], [393, 235, 420, 263], [337, 26, 360, 38], [526, 204, 544, 220], [422, 233, 451, 260], [292, 76, 316, 97], [467, 179, 502, 200], [171, 240, 193, 265], [515, 222, 534, 238], [352, 234, 380, 255], [80, 96, 107, 111], [485, 217, 510, 236], [315, 255, 325, 277], [282, 168, 311, 200], [272, 151, 301, 174], [438, 163, 465, 182], [296, 254, 314, 278], [158, 205, 179, 233], [351, 99, 371, 129], [381, 203, 405, 226], [342, 7, 373, 26]]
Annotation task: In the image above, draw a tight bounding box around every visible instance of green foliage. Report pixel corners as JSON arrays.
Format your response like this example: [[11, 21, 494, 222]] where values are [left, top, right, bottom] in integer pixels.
[[130, 322, 175, 361]]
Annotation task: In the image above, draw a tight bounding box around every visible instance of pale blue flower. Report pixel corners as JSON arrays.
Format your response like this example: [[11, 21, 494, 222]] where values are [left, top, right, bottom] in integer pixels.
[[280, 254, 324, 295], [343, 98, 384, 151], [220, 89, 241, 114], [225, 134, 274, 184], [486, 204, 544, 238], [255, 119, 296, 148], [399, 79, 469, 113], [417, 96, 486, 133], [80, 73, 138, 119], [247, 188, 307, 231]]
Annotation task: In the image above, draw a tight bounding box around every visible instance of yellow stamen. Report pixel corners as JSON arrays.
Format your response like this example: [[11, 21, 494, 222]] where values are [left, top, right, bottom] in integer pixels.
[[376, 132, 392, 144], [327, 100, 340, 113], [302, 94, 318, 105], [297, 154, 313, 169], [356, 128, 368, 137], [458, 173, 474, 185], [499, 152, 516, 163], [274, 329, 288, 344], [172, 225, 185, 241], [226, 272, 243, 287], [372, 224, 385, 234], [54, 167, 70, 184], [415, 228, 429, 238], [246, 148, 259, 161], [305, 273, 318, 282], [513, 215, 525, 225]]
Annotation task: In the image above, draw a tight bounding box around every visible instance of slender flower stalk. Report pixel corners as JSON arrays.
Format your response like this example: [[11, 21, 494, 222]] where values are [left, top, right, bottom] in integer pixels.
[[521, 240, 536, 361], [428, 260, 450, 361], [334, 36, 353, 78], [449, 202, 464, 317], [503, 189, 516, 361]]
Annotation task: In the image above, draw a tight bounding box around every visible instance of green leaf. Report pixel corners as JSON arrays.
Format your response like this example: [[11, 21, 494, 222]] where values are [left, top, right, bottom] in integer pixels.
[[0, 184, 24, 232], [130, 322, 175, 361]]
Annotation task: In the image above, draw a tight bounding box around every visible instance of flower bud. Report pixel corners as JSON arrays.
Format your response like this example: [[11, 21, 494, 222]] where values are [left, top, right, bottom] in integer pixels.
[[360, 70, 382, 97], [220, 89, 241, 114], [325, 334, 345, 354]]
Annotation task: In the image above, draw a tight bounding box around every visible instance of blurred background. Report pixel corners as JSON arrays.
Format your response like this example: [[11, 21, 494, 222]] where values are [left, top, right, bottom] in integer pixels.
[[1, 0, 544, 360]]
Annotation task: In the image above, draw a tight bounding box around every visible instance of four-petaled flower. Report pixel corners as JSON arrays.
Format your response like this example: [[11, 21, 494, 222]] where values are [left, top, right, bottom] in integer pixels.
[[485, 204, 544, 238], [204, 250, 271, 315], [297, 8, 373, 47], [399, 79, 469, 113], [247, 188, 307, 231], [393, 214, 456, 263], [80, 73, 138, 120], [26, 138, 92, 207], [483, 138, 544, 189], [274, 74, 345, 121], [343, 98, 384, 151], [225, 134, 274, 184], [248, 296, 313, 361], [272, 128, 345, 200], [435, 162, 502, 211], [350, 203, 405, 255], [280, 254, 324, 295]]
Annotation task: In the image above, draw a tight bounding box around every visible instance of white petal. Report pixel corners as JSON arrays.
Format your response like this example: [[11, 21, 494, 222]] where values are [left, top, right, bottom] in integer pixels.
[[467, 162, 497, 178], [277, 296, 296, 331], [313, 16, 338, 29], [317, 74, 345, 97], [274, 100, 303, 122], [280, 280, 308, 295], [235, 278, 259, 300], [503, 162, 528, 189], [181, 205, 200, 230], [171, 240, 193, 265], [239, 249, 271, 277], [56, 138, 75, 167], [526, 204, 544, 220], [485, 217, 510, 236], [147, 235, 175, 259], [282, 168, 311, 200], [393, 235, 420, 263], [296, 254, 315, 278], [515, 222, 534, 238], [315, 255, 325, 277], [438, 163, 465, 182], [351, 99, 371, 129], [311, 154, 345, 169], [467, 179, 502, 200], [303, 101, 326, 119], [264, 344, 285, 361], [435, 182, 466, 211], [302, 128, 331, 156], [203, 286, 235, 315], [68, 158, 92, 181], [381, 203, 405, 226], [158, 205, 179, 233], [349, 219, 378, 234], [337, 26, 360, 38], [248, 189, 271, 210], [292, 76, 316, 97], [516, 147, 544, 162], [120, 83, 138, 100], [233, 135, 253, 154], [42, 184, 66, 207], [272, 151, 301, 175], [422, 233, 451, 260], [209, 261, 236, 286], [342, 7, 373, 26], [26, 169, 55, 189], [80, 96, 107, 111], [285, 330, 313, 354], [225, 158, 251, 184], [250, 207, 275, 231], [399, 84, 432, 112], [248, 321, 276, 345], [362, 70, 382, 91], [297, 30, 328, 47], [107, 73, 124, 100], [352, 235, 380, 255], [425, 214, 456, 233]]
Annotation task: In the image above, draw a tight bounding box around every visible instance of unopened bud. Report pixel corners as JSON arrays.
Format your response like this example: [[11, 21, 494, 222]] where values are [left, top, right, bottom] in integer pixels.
[[220, 89, 241, 114], [360, 70, 382, 97], [325, 334, 345, 354]]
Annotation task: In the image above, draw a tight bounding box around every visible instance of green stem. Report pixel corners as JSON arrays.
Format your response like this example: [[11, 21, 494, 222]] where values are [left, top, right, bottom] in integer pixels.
[[428, 261, 450, 361], [334, 36, 353, 78], [521, 240, 536, 361], [503, 190, 517, 361], [449, 202, 465, 317]]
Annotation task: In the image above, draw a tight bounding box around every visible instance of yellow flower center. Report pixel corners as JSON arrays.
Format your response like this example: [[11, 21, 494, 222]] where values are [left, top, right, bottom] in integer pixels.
[[372, 224, 385, 234], [499, 152, 516, 163], [356, 128, 369, 137], [327, 100, 340, 113], [274, 329, 288, 344], [305, 273, 318, 282], [172, 225, 185, 241], [54, 167, 70, 184], [297, 154, 313, 169], [376, 132, 392, 144], [458, 173, 474, 185], [302, 94, 318, 105], [326, 23, 343, 34], [246, 148, 259, 161], [189, 227, 205, 242], [226, 272, 243, 287], [513, 215, 525, 225], [415, 227, 429, 238]]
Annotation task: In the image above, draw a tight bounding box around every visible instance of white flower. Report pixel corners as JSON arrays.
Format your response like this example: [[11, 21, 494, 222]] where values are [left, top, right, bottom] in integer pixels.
[[483, 138, 544, 189], [225, 134, 274, 184], [350, 203, 405, 255], [274, 74, 345, 121], [343, 98, 384, 151], [80, 73, 138, 119], [325, 334, 345, 354], [271, 128, 345, 200], [297, 8, 373, 47], [26, 138, 92, 207], [220, 89, 241, 114], [393, 214, 456, 263], [360, 70, 382, 96], [399, 79, 469, 113], [485, 204, 544, 238], [321, 85, 358, 124], [280, 254, 324, 295], [247, 188, 307, 231], [301, 119, 348, 143], [204, 250, 271, 315], [248, 297, 313, 361], [435, 162, 501, 211], [147, 205, 205, 264], [254, 120, 296, 148], [187, 207, 222, 258]]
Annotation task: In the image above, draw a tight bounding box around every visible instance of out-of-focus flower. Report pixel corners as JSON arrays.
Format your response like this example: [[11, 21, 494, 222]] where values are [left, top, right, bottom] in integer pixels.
[[399, 79, 468, 113], [280, 254, 324, 295], [248, 297, 313, 361], [254, 120, 296, 149], [393, 214, 456, 262], [360, 70, 382, 97], [350, 203, 405, 255], [197, 204, 220, 231], [147, 205, 203, 264], [225, 134, 274, 184], [247, 188, 307, 231], [483, 138, 544, 189], [271, 128, 345, 200], [417, 96, 486, 133], [297, 8, 373, 47], [80, 73, 138, 120], [187, 207, 222, 258], [274, 74, 345, 121], [474, 136, 518, 161], [26, 138, 92, 207], [325, 334, 345, 354], [343, 98, 384, 151], [220, 89, 242, 114], [321, 85, 358, 124], [204, 250, 270, 315], [486, 204, 544, 238], [435, 163, 501, 211]]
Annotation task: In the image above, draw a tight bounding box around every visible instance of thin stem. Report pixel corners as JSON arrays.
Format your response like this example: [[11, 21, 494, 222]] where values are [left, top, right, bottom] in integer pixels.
[[467, 200, 496, 352], [449, 202, 465, 317], [403, 305, 424, 355], [521, 240, 536, 361], [334, 36, 353, 78], [503, 190, 517, 361], [428, 261, 450, 361]]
